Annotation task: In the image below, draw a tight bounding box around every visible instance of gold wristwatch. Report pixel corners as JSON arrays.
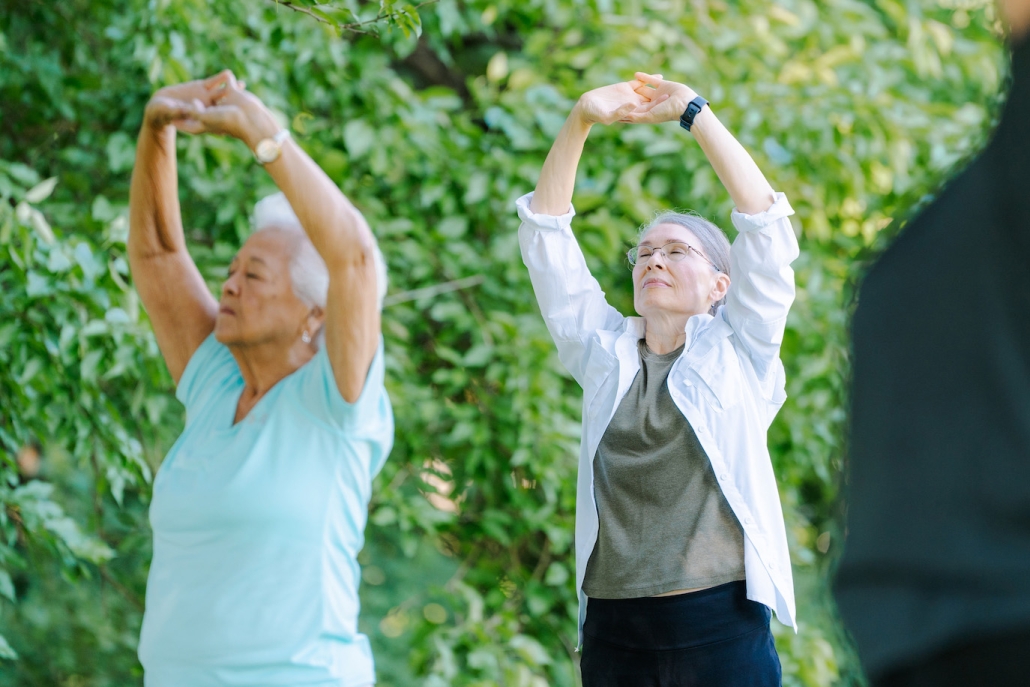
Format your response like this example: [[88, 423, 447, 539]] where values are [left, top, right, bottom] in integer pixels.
[[253, 129, 291, 165]]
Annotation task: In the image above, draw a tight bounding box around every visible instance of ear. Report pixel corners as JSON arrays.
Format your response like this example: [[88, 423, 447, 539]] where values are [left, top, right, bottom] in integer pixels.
[[306, 306, 326, 336], [709, 272, 731, 307]]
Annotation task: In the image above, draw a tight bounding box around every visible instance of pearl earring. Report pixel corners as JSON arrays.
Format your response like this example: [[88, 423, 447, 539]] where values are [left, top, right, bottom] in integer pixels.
[[302, 331, 311, 344]]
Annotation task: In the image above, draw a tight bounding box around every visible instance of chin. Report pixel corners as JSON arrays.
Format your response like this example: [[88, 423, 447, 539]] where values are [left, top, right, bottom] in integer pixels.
[[213, 320, 244, 346], [637, 291, 676, 311], [637, 297, 699, 320]]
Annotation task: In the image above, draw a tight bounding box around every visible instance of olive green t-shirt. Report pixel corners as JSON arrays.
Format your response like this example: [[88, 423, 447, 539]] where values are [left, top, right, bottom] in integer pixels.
[[582, 340, 745, 599]]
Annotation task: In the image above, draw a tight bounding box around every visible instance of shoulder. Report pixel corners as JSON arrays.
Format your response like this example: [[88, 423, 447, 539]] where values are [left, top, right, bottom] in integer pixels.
[[175, 334, 240, 411], [284, 340, 393, 435]]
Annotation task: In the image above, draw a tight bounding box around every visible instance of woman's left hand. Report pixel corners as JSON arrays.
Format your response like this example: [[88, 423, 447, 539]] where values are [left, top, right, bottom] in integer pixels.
[[189, 73, 282, 149], [621, 73, 699, 124]]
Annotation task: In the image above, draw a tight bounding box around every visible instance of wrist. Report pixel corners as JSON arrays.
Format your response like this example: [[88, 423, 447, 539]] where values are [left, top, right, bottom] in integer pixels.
[[669, 85, 699, 118], [142, 102, 173, 134], [241, 109, 282, 150], [141, 118, 176, 147], [568, 103, 596, 132], [678, 94, 711, 132], [686, 104, 715, 134]]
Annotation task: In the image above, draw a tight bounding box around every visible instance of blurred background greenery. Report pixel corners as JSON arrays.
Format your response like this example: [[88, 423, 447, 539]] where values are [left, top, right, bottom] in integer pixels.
[[0, 0, 1010, 684]]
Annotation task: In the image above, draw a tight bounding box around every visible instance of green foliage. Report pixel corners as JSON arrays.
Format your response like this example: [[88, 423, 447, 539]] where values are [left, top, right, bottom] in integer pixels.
[[0, 0, 1008, 685], [0, 159, 164, 668]]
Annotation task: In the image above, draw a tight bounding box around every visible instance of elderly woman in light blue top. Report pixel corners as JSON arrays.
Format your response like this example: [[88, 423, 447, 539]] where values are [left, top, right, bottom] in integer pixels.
[[518, 73, 799, 686], [128, 70, 391, 687]]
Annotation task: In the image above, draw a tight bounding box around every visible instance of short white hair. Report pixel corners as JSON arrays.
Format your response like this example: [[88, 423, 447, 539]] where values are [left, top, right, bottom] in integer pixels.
[[252, 192, 388, 321]]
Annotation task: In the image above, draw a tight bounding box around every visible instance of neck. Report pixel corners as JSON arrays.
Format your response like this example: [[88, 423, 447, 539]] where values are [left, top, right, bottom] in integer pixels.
[[1002, 0, 1030, 42], [229, 338, 314, 399], [643, 313, 693, 354]]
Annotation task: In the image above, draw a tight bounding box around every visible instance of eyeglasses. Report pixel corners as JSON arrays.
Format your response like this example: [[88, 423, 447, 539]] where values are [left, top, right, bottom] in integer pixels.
[[627, 242, 720, 271]]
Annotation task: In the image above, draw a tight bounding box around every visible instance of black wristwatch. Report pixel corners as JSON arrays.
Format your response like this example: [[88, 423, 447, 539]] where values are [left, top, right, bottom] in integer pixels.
[[679, 96, 709, 131]]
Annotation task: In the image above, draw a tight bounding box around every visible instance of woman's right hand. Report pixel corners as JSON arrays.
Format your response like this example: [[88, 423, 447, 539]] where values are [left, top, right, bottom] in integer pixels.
[[142, 71, 237, 133], [572, 78, 654, 126]]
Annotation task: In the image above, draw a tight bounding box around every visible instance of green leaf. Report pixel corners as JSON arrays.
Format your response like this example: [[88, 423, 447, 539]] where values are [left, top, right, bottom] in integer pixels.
[[0, 570, 15, 602], [4, 162, 39, 187], [0, 633, 17, 660], [105, 132, 136, 174], [80, 349, 104, 381], [29, 208, 55, 244], [343, 120, 375, 158], [509, 634, 552, 666], [542, 562, 568, 587], [436, 216, 468, 239], [24, 176, 58, 203], [16, 357, 43, 385]]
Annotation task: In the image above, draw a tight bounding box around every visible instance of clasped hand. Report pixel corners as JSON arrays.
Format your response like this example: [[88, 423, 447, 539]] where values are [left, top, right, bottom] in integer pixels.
[[143, 70, 279, 149], [574, 72, 699, 126], [144, 68, 695, 146]]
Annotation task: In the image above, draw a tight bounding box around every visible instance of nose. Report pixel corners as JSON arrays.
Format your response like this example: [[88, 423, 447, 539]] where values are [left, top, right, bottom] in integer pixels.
[[222, 272, 241, 298], [645, 250, 667, 270]]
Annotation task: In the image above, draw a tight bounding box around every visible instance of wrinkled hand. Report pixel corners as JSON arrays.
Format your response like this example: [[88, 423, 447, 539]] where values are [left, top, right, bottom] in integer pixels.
[[187, 74, 280, 148], [142, 70, 280, 147], [143, 71, 237, 133], [621, 72, 699, 125], [573, 78, 655, 126]]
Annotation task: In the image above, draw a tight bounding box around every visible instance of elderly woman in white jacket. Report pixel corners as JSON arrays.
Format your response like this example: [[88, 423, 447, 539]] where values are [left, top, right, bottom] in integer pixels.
[[517, 73, 799, 687]]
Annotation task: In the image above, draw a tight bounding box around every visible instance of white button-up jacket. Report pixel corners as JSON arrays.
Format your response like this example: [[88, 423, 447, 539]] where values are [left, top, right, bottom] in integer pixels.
[[516, 191, 799, 643]]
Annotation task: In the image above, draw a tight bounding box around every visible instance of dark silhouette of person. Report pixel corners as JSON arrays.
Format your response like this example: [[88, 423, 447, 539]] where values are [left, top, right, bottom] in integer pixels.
[[833, 4, 1030, 686]]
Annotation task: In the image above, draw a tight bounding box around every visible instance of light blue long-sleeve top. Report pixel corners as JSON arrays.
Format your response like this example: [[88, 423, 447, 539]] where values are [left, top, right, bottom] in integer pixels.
[[139, 334, 393, 686]]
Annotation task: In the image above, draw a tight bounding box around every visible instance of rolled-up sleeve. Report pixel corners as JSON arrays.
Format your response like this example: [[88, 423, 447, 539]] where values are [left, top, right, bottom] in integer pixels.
[[517, 192, 624, 387], [723, 192, 799, 387]]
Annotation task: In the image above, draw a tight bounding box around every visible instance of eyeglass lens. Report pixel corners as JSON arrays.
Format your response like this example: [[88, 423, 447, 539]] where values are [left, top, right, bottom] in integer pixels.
[[630, 243, 690, 264]]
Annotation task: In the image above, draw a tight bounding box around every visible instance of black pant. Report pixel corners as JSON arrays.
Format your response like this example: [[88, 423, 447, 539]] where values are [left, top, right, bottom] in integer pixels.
[[580, 581, 782, 687], [876, 628, 1030, 687]]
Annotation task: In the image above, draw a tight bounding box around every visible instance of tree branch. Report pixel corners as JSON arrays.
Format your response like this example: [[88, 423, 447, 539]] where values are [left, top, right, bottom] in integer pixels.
[[269, 1, 332, 26], [269, 0, 439, 35], [99, 566, 145, 613], [339, 0, 438, 32]]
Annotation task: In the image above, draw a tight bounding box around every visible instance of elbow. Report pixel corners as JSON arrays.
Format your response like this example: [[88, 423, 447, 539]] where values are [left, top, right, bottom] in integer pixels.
[[319, 202, 378, 266], [325, 234, 379, 273]]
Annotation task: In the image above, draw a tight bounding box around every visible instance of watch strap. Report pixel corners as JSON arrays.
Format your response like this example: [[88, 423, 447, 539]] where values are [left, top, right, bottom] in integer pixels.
[[679, 96, 709, 132]]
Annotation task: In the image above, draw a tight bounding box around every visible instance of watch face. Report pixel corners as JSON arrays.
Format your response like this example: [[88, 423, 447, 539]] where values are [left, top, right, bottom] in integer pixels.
[[255, 139, 279, 164]]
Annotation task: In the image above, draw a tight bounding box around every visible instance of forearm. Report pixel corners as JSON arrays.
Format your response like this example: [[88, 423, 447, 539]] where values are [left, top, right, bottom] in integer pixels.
[[128, 125, 186, 261], [529, 108, 593, 216], [263, 141, 376, 266], [688, 108, 776, 216], [240, 114, 375, 268], [127, 122, 216, 385]]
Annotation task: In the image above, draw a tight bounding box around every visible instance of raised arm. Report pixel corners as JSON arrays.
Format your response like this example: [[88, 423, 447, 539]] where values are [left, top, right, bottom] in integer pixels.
[[531, 81, 651, 215], [190, 75, 379, 403], [625, 73, 776, 214], [128, 73, 231, 384], [519, 81, 653, 383], [625, 74, 798, 384]]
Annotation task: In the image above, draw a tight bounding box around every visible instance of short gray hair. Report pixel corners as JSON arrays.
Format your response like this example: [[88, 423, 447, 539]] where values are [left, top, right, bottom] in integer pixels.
[[253, 193, 388, 343], [639, 211, 731, 313]]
